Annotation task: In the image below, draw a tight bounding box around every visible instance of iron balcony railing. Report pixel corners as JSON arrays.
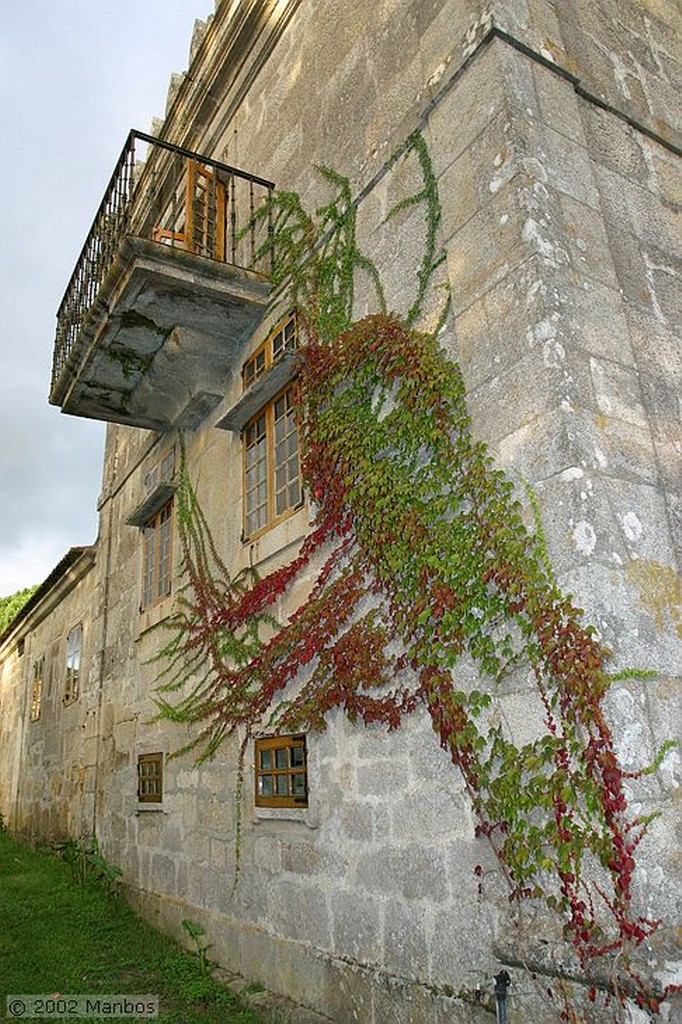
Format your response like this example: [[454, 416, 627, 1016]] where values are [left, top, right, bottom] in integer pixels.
[[52, 130, 275, 395]]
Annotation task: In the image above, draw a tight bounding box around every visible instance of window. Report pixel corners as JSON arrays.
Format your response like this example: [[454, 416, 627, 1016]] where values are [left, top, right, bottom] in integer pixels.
[[128, 447, 175, 610], [255, 735, 308, 808], [65, 624, 82, 703], [242, 317, 302, 539], [30, 656, 44, 721], [137, 752, 163, 804], [142, 500, 173, 609], [242, 316, 298, 387], [143, 448, 176, 495]]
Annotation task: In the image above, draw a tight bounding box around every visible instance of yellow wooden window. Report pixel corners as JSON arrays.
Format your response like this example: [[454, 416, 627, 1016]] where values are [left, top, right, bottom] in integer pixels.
[[142, 500, 173, 609], [138, 752, 163, 804], [255, 735, 308, 808], [242, 317, 302, 540], [242, 316, 297, 388]]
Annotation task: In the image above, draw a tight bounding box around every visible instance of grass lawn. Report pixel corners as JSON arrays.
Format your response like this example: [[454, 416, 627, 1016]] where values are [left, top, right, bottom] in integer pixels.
[[0, 828, 263, 1023]]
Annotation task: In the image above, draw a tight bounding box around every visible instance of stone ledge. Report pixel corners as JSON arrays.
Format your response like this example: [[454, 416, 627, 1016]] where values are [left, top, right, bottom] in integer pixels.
[[212, 967, 335, 1023]]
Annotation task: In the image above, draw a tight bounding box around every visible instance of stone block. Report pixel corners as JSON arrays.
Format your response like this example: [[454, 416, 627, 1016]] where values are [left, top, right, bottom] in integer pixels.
[[468, 105, 522, 207], [466, 345, 594, 447], [582, 105, 652, 187], [565, 274, 633, 363], [444, 182, 530, 313], [267, 880, 332, 949], [604, 477, 678, 566], [594, 164, 682, 259], [589, 355, 648, 428], [651, 148, 682, 208], [339, 800, 390, 843], [282, 839, 347, 880], [330, 888, 383, 962], [370, 975, 470, 1024], [641, 244, 682, 328], [390, 788, 465, 841], [254, 835, 284, 874], [530, 468, 630, 575], [231, 864, 269, 922], [357, 760, 411, 800], [560, 562, 681, 675], [426, 44, 507, 177], [430, 897, 496, 985], [592, 414, 661, 488], [354, 843, 449, 901], [498, 40, 541, 120], [201, 866, 234, 914], [210, 836, 228, 871], [383, 898, 430, 977], [196, 793, 231, 830], [150, 852, 176, 893], [410, 730, 469, 788], [417, 0, 488, 92], [454, 257, 557, 390], [533, 62, 586, 146]]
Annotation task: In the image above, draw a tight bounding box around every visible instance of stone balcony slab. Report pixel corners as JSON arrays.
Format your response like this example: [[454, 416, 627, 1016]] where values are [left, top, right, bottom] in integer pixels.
[[51, 235, 271, 430]]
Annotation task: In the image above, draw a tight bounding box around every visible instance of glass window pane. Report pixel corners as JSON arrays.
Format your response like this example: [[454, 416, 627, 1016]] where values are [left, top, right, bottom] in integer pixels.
[[292, 773, 306, 796], [275, 748, 288, 770], [290, 746, 305, 767], [275, 775, 289, 796], [289, 480, 301, 507], [260, 750, 272, 770], [259, 775, 273, 796]]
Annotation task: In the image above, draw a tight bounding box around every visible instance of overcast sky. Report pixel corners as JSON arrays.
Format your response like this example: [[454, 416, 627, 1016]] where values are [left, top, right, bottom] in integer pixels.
[[0, 1, 211, 596]]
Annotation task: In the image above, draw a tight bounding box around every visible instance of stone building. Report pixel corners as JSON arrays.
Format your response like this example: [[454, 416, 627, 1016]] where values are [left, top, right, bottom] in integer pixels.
[[0, 1, 680, 1022]]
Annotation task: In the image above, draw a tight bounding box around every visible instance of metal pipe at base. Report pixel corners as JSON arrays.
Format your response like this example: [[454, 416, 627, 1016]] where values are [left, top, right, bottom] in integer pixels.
[[494, 970, 511, 1024]]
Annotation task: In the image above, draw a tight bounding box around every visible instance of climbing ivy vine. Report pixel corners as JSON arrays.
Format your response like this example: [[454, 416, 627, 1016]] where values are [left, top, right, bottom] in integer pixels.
[[153, 133, 676, 1022]]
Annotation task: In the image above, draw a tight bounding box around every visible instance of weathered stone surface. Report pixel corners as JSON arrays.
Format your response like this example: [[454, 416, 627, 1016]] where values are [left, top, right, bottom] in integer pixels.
[[2, 3, 680, 1023]]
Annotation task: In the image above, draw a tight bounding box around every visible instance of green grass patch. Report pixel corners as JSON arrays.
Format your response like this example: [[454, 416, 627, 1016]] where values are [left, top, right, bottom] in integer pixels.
[[0, 831, 262, 1023]]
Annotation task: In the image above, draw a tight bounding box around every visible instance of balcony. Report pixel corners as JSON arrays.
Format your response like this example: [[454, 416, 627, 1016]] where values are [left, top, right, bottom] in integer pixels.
[[50, 131, 275, 431]]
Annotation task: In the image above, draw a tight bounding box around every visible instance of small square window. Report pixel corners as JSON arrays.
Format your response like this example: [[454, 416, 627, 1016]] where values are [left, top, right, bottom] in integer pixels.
[[138, 752, 163, 804], [255, 735, 308, 809]]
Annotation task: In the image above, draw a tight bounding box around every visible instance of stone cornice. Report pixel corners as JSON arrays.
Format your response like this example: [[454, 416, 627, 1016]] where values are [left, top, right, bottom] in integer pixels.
[[161, 0, 303, 157]]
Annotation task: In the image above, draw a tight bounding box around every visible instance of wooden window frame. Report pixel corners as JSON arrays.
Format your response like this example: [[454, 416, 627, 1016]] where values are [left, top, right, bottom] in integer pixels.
[[30, 655, 44, 722], [254, 734, 308, 808], [141, 499, 174, 610], [64, 624, 82, 704], [137, 752, 163, 804], [242, 315, 298, 389], [241, 315, 302, 542], [242, 384, 302, 540]]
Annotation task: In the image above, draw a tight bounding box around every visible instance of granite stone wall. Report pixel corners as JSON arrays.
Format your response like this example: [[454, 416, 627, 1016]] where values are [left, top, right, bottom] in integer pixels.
[[2, 2, 679, 1021]]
